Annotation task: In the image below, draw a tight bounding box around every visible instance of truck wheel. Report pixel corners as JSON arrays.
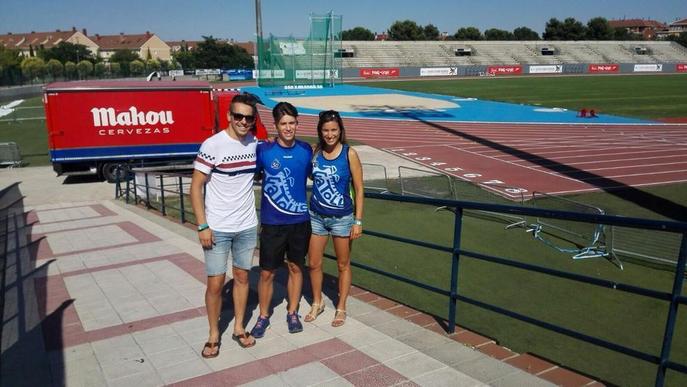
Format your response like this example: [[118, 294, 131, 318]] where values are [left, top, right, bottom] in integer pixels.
[[101, 163, 128, 183]]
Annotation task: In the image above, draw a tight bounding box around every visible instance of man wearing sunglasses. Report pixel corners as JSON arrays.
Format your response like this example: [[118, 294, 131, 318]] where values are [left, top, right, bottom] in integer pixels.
[[190, 94, 260, 357]]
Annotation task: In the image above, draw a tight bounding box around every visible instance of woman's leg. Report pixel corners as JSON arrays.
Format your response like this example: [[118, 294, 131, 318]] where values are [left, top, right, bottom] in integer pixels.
[[307, 234, 329, 307]]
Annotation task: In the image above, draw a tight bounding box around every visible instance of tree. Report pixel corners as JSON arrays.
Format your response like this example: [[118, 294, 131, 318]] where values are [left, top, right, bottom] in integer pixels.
[[485, 28, 514, 40], [109, 62, 121, 77], [109, 49, 140, 63], [46, 59, 64, 79], [64, 61, 77, 79], [423, 24, 440, 40], [146, 59, 161, 72], [172, 50, 194, 70], [587, 17, 614, 40], [388, 20, 425, 40], [454, 27, 483, 40], [563, 17, 587, 40], [130, 59, 145, 75], [612, 27, 633, 40], [341, 26, 374, 41], [21, 57, 46, 82], [0, 46, 22, 85], [193, 36, 253, 69], [39, 41, 94, 63], [667, 31, 687, 48], [94, 62, 107, 78], [76, 60, 93, 79], [543, 18, 564, 40], [513, 26, 540, 40]]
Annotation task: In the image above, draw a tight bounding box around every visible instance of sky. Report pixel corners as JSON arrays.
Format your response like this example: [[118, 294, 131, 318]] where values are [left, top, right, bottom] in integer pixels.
[[1, 0, 685, 42]]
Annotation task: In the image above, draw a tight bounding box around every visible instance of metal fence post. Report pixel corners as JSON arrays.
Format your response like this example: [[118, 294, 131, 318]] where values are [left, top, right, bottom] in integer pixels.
[[125, 173, 130, 204], [144, 173, 151, 209], [178, 176, 185, 224], [159, 175, 166, 217], [448, 207, 464, 334], [654, 233, 687, 387]]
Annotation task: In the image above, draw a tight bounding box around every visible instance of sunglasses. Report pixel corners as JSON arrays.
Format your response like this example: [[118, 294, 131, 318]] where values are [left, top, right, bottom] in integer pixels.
[[231, 112, 255, 123], [319, 110, 340, 118]]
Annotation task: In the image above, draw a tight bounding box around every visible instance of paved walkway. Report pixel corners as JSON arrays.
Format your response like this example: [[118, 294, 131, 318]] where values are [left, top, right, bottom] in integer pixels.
[[0, 167, 596, 386]]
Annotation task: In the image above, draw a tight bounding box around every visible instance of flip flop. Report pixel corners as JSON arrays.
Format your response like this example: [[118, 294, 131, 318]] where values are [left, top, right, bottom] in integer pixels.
[[232, 332, 256, 348], [201, 341, 221, 358]]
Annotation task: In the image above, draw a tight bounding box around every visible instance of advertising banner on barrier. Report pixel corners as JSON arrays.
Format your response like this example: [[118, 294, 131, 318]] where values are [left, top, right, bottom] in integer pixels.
[[168, 70, 184, 77], [420, 67, 458, 77], [226, 69, 253, 81], [486, 65, 522, 75], [633, 64, 663, 72], [195, 69, 221, 76], [529, 65, 563, 74], [253, 69, 286, 79], [677, 64, 687, 72], [589, 64, 619, 73], [295, 69, 339, 79], [360, 68, 400, 78]]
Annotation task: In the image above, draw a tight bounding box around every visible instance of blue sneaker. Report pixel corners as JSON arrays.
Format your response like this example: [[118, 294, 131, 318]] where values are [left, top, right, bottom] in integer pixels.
[[287, 312, 303, 334], [251, 316, 270, 338]]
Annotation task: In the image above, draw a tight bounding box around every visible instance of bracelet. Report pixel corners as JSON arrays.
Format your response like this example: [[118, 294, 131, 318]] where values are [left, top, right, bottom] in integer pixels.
[[197, 223, 209, 232], [353, 219, 363, 226]]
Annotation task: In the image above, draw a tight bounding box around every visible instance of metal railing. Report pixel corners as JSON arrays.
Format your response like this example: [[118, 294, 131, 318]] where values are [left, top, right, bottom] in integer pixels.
[[118, 171, 687, 386]]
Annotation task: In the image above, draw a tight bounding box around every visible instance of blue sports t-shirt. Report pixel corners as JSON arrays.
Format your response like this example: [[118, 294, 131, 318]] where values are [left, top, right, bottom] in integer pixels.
[[310, 144, 354, 217], [256, 140, 312, 225]]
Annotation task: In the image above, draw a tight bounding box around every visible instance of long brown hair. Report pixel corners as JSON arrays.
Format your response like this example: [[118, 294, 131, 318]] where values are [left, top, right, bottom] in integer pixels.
[[315, 110, 347, 154]]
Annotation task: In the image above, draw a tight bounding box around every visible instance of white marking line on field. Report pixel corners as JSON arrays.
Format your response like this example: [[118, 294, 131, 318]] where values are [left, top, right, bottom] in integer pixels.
[[0, 117, 45, 122], [519, 154, 687, 168], [0, 99, 24, 118], [445, 144, 583, 183]]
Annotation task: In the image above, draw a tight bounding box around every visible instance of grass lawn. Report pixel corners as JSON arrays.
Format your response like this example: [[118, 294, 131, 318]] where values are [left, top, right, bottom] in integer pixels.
[[0, 96, 50, 166], [357, 74, 687, 119]]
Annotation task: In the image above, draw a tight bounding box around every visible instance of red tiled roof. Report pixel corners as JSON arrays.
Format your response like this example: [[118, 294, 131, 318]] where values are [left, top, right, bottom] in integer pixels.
[[234, 42, 254, 55], [609, 19, 667, 29], [89, 33, 156, 50], [0, 30, 80, 50], [671, 18, 687, 26]]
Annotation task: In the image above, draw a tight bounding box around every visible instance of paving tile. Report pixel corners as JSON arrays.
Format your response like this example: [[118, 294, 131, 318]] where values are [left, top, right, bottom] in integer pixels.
[[370, 297, 400, 310], [451, 331, 495, 348], [279, 361, 341, 386], [302, 338, 355, 361], [538, 366, 596, 386], [411, 366, 486, 387], [107, 370, 164, 387], [147, 345, 199, 369], [490, 370, 556, 387], [353, 309, 398, 327], [157, 357, 212, 385], [310, 377, 354, 387], [422, 340, 487, 368], [245, 335, 297, 360], [477, 343, 518, 361], [337, 326, 390, 348], [406, 312, 440, 327], [100, 356, 154, 381], [397, 328, 455, 352], [372, 318, 419, 338], [358, 338, 417, 363], [505, 354, 557, 375], [202, 345, 258, 372], [238, 374, 289, 387], [321, 349, 379, 375], [453, 355, 522, 384], [346, 363, 413, 386], [384, 351, 448, 380], [354, 292, 380, 302]]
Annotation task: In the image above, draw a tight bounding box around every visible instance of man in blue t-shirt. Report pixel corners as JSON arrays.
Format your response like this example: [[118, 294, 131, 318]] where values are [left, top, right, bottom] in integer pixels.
[[251, 102, 313, 337]]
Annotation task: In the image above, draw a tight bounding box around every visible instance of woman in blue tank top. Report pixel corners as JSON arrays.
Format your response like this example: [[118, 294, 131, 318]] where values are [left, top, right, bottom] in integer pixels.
[[305, 110, 364, 327]]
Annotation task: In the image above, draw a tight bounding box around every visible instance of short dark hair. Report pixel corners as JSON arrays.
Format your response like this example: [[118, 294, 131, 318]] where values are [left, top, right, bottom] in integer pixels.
[[230, 93, 258, 118], [272, 101, 298, 123]]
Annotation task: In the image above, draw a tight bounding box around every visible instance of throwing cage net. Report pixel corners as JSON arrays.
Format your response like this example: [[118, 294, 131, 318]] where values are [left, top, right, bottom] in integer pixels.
[[257, 13, 342, 89]]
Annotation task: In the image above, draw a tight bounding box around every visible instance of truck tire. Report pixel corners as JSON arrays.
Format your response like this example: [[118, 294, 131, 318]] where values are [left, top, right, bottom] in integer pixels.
[[100, 163, 128, 183]]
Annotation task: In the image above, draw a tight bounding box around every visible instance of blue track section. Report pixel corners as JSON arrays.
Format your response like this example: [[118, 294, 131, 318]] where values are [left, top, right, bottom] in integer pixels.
[[51, 144, 200, 163], [245, 84, 653, 125]]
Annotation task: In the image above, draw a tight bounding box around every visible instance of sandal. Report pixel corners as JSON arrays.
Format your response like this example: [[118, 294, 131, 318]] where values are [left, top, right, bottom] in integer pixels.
[[201, 341, 221, 358], [304, 303, 325, 322], [231, 332, 256, 348], [331, 309, 347, 327]]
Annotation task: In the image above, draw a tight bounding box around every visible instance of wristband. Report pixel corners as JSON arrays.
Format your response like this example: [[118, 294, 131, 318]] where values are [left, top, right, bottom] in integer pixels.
[[353, 219, 363, 226], [197, 223, 209, 232]]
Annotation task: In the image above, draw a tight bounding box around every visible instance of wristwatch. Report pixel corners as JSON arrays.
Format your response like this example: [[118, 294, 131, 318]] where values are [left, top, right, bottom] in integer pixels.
[[197, 223, 209, 232]]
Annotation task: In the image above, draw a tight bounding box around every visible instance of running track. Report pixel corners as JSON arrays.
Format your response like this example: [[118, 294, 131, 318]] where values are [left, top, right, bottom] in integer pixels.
[[259, 107, 687, 199]]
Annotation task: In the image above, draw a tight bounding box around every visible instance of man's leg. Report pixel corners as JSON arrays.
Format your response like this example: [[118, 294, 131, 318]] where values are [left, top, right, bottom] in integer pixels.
[[286, 261, 303, 314], [257, 269, 275, 317], [231, 266, 255, 346], [204, 273, 225, 356]]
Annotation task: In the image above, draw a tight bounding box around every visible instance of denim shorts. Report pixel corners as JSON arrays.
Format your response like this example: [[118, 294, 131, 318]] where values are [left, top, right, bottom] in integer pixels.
[[309, 210, 354, 237], [204, 226, 257, 275]]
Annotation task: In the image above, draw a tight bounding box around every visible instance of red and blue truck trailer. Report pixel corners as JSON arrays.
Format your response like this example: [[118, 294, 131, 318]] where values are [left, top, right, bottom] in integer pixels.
[[43, 80, 267, 181]]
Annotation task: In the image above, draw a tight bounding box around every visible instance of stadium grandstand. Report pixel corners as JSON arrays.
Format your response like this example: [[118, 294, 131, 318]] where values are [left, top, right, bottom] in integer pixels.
[[337, 40, 687, 68]]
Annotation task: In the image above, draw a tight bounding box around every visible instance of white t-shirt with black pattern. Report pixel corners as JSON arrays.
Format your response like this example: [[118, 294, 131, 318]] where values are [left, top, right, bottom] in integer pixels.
[[194, 130, 258, 232]]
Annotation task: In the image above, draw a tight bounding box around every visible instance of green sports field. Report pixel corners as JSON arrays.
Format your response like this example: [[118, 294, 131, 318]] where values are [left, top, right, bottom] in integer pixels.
[[358, 74, 687, 119]]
